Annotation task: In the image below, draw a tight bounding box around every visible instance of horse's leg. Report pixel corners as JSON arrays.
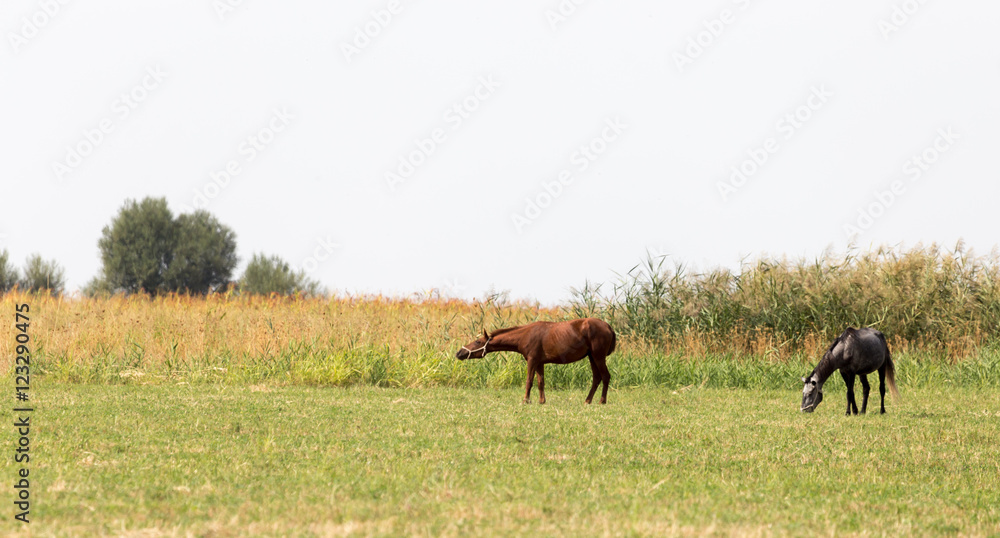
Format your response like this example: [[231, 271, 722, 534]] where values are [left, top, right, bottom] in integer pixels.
[[878, 364, 887, 414], [523, 360, 536, 404], [536, 363, 546, 405], [859, 374, 871, 414], [585, 356, 600, 404], [595, 354, 611, 404], [841, 370, 857, 415]]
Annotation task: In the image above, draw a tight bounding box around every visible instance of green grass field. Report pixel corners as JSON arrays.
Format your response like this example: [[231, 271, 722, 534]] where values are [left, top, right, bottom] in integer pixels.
[[5, 290, 1000, 535], [8, 382, 999, 536]]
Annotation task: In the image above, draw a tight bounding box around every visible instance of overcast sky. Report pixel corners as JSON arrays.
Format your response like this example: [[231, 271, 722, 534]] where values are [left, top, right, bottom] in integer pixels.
[[2, 0, 998, 304]]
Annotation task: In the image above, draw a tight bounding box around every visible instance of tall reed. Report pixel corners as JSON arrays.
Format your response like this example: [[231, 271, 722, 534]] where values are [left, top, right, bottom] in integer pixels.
[[574, 242, 1000, 358]]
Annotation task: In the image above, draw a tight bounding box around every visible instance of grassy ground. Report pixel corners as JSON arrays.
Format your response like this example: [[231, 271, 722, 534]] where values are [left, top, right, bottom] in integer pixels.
[[8, 383, 999, 536], [3, 291, 999, 535]]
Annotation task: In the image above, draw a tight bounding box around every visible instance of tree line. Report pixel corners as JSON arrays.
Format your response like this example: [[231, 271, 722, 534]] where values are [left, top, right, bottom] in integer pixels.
[[1, 197, 322, 297]]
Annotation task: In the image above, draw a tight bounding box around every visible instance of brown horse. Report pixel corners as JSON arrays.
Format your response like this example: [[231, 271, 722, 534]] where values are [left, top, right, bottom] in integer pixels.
[[456, 318, 616, 404]]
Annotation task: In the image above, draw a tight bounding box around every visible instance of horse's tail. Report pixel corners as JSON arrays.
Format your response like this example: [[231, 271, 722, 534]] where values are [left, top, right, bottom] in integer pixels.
[[608, 327, 617, 356], [884, 342, 900, 400]]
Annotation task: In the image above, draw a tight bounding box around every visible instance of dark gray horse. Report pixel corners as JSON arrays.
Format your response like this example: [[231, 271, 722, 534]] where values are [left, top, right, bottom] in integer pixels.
[[801, 327, 899, 414]]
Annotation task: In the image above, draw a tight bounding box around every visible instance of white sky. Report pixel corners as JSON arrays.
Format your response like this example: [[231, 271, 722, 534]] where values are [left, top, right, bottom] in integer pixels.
[[2, 0, 998, 304]]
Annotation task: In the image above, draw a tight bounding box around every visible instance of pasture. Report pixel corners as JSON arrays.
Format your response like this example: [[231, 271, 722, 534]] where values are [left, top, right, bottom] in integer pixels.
[[7, 383, 1000, 536], [3, 289, 1000, 535]]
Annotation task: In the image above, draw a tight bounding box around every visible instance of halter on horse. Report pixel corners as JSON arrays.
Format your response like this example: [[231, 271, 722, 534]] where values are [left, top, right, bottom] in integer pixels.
[[460, 338, 491, 359]]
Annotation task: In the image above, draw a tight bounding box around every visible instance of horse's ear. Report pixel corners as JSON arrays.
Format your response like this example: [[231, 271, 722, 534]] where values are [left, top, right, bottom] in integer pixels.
[[482, 329, 490, 340], [801, 377, 807, 383]]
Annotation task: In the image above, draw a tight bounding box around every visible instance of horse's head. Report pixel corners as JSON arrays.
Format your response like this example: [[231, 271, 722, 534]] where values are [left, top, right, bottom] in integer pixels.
[[800, 373, 823, 412], [456, 329, 491, 360]]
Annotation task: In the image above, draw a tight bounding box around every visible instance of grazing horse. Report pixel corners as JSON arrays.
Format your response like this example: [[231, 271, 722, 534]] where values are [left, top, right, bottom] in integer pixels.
[[456, 318, 616, 404], [801, 327, 899, 414]]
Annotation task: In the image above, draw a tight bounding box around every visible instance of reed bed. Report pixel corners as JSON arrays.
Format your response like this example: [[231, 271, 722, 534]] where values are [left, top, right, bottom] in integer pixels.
[[574, 242, 1000, 358]]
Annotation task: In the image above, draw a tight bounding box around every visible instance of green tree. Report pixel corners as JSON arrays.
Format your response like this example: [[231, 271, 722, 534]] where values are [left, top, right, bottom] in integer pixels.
[[19, 254, 66, 295], [164, 211, 238, 294], [240, 253, 322, 296], [97, 197, 238, 295], [98, 197, 175, 294], [0, 249, 19, 293]]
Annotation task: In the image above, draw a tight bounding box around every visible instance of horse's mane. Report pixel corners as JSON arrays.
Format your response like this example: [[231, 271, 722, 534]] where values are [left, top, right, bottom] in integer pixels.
[[489, 325, 524, 337], [825, 327, 856, 355]]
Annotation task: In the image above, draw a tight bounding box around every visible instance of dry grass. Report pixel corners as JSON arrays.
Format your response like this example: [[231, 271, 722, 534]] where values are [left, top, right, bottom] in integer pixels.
[[3, 244, 999, 386], [0, 291, 561, 381]]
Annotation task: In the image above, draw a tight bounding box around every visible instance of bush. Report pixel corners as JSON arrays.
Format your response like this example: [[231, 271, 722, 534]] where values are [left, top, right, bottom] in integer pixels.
[[82, 275, 115, 298], [18, 253, 66, 296], [239, 253, 322, 296], [0, 249, 18, 293]]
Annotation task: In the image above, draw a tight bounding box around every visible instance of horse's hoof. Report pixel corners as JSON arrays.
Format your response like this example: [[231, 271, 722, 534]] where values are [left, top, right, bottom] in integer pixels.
[[584, 399, 592, 404]]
